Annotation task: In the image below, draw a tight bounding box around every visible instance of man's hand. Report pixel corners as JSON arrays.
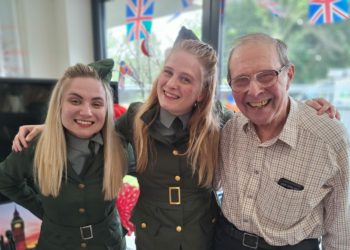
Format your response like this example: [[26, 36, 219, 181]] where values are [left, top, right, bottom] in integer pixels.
[[12, 125, 44, 152]]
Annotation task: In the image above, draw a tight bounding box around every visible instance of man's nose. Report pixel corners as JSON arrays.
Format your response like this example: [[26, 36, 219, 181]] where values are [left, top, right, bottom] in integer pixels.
[[247, 78, 264, 96]]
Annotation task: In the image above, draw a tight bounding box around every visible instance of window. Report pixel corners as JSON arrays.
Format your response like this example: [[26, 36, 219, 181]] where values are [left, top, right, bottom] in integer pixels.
[[0, 0, 94, 79], [103, 0, 204, 107], [219, 0, 350, 133]]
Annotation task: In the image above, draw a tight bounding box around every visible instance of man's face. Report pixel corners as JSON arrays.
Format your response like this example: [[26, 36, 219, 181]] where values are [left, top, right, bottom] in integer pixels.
[[229, 41, 294, 134]]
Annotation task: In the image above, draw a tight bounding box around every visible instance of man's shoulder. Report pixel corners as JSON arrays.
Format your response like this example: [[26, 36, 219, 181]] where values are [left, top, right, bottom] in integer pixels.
[[297, 101, 348, 145], [221, 112, 246, 136]]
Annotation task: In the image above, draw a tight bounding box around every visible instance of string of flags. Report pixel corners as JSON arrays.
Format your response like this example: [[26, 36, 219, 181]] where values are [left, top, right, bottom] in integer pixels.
[[257, 0, 285, 18], [124, 0, 350, 42], [119, 0, 349, 87], [258, 0, 349, 25], [168, 0, 194, 22]]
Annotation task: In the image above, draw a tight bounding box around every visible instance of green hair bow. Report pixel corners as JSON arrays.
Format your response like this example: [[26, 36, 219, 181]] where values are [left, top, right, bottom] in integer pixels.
[[88, 58, 114, 84]]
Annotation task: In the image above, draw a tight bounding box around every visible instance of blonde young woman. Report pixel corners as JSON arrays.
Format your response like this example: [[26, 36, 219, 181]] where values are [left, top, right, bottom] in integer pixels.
[[115, 40, 225, 250], [0, 62, 127, 250]]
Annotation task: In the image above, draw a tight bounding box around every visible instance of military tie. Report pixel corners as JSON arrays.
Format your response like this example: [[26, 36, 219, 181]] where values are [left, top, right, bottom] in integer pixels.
[[88, 140, 97, 157], [171, 117, 184, 140]]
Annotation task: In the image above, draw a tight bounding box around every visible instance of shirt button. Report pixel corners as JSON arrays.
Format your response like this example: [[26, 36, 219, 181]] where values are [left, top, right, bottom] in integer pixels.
[[243, 219, 249, 223], [141, 223, 147, 229], [79, 208, 86, 214], [172, 149, 179, 156], [174, 175, 181, 181], [78, 183, 85, 189], [80, 242, 87, 248], [176, 226, 182, 232], [247, 195, 253, 199], [254, 170, 259, 175]]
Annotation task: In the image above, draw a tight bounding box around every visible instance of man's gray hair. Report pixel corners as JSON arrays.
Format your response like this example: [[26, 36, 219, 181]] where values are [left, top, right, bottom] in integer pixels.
[[227, 33, 290, 82]]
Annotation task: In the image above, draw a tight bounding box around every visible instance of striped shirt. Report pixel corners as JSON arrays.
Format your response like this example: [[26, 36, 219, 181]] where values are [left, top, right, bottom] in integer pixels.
[[217, 98, 350, 249]]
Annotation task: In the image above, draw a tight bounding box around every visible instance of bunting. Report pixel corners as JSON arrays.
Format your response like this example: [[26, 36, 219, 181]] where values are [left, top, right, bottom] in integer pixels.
[[168, 0, 194, 22], [257, 0, 285, 17], [118, 61, 140, 88]]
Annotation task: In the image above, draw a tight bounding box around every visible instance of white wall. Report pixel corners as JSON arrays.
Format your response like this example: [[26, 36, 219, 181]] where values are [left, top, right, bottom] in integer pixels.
[[17, 0, 94, 78]]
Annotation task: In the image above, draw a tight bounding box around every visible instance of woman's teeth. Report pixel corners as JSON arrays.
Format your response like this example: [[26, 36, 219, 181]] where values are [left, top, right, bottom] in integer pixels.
[[164, 91, 179, 99], [76, 120, 93, 125]]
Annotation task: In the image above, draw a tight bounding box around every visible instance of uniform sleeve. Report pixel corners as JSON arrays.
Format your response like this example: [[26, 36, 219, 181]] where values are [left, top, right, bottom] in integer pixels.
[[126, 143, 136, 176], [0, 148, 44, 219], [215, 100, 234, 127], [323, 134, 350, 250], [114, 102, 141, 175]]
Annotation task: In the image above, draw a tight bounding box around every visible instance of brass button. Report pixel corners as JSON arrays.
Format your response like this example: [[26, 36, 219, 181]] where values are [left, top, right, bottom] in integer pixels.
[[80, 242, 87, 248], [141, 222, 147, 229], [176, 226, 182, 232], [174, 176, 181, 182], [78, 183, 85, 189], [211, 218, 216, 223], [172, 149, 179, 156], [79, 208, 86, 214]]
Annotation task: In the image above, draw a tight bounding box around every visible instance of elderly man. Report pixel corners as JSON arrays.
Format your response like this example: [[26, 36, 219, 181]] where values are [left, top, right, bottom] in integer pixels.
[[215, 33, 350, 250]]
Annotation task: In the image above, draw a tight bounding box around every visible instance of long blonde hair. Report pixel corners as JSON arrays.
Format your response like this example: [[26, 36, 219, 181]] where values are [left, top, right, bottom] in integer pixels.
[[134, 40, 220, 187], [34, 63, 125, 200]]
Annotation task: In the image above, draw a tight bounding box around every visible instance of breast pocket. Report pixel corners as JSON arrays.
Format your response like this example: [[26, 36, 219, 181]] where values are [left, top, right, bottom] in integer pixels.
[[256, 172, 306, 228]]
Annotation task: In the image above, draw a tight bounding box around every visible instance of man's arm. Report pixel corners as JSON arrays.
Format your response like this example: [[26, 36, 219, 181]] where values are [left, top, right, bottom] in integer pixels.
[[323, 135, 350, 250]]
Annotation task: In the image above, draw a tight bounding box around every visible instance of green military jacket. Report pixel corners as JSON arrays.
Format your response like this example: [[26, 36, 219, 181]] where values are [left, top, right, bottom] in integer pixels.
[[116, 102, 228, 250], [0, 139, 125, 250]]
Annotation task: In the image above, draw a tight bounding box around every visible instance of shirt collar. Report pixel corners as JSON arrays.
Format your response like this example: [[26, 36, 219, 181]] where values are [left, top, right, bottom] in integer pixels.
[[90, 132, 103, 146], [278, 97, 298, 148], [159, 108, 191, 129], [66, 132, 103, 151]]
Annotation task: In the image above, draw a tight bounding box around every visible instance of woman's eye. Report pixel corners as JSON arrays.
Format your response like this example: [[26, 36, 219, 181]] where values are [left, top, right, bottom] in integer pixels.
[[92, 102, 104, 108], [163, 69, 172, 76], [69, 99, 81, 105], [180, 77, 191, 84]]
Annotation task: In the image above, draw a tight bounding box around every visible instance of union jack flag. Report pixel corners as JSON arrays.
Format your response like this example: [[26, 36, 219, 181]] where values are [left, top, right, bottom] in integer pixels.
[[308, 0, 349, 25], [126, 0, 155, 41]]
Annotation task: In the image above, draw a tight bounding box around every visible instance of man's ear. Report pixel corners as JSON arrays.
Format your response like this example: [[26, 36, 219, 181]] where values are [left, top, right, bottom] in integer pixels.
[[286, 64, 295, 90]]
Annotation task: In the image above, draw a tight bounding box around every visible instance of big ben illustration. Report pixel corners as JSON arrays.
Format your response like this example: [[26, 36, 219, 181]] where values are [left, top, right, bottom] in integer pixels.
[[11, 207, 26, 250]]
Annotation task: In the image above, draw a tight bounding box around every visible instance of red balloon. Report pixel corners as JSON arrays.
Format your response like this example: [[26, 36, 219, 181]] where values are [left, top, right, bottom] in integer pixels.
[[141, 39, 151, 57]]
